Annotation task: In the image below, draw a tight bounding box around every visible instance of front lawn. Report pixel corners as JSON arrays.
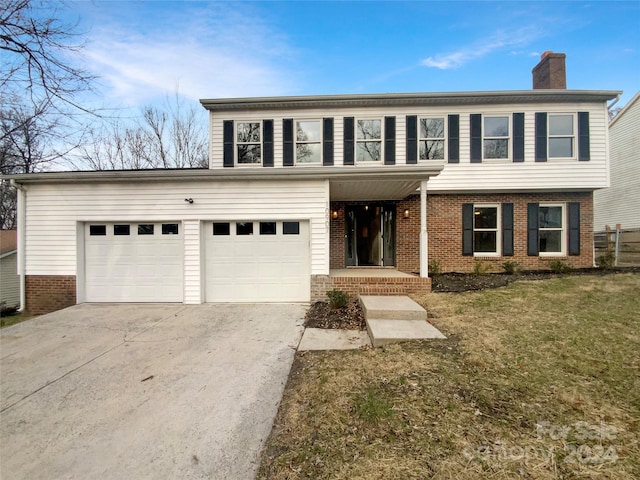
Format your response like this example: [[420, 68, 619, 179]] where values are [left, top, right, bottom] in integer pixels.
[[258, 273, 640, 479]]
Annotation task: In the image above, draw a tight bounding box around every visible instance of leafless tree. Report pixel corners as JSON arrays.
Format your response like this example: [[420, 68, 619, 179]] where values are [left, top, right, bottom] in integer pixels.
[[77, 95, 208, 170], [1, 0, 95, 117]]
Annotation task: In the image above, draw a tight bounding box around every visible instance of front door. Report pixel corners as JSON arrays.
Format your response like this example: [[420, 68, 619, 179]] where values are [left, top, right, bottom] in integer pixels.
[[345, 204, 396, 266]]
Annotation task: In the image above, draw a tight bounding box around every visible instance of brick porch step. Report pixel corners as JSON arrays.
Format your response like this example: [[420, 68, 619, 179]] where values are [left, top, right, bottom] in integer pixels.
[[359, 295, 445, 347]]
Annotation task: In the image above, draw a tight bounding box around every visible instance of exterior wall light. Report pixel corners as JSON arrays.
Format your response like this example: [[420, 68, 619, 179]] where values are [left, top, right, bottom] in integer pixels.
[[403, 209, 410, 219], [332, 210, 338, 219]]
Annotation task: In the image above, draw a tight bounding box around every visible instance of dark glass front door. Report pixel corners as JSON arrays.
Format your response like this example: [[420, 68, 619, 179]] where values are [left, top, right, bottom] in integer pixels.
[[345, 204, 395, 266]]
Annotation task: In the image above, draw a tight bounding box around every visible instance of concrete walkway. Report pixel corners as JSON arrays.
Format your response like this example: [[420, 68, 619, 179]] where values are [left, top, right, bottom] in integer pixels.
[[0, 303, 305, 480]]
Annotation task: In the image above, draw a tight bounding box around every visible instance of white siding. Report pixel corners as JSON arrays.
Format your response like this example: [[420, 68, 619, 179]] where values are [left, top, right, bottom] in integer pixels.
[[1, 253, 20, 308], [594, 93, 640, 231], [23, 180, 330, 288], [183, 220, 202, 304], [209, 101, 610, 191]]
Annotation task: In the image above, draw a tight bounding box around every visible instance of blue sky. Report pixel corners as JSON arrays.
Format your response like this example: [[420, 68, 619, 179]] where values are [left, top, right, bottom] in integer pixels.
[[66, 1, 639, 112]]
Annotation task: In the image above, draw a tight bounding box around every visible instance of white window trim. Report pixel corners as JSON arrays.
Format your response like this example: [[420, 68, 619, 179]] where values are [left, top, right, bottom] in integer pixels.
[[548, 113, 577, 160], [418, 116, 447, 162], [235, 120, 262, 166], [473, 203, 501, 257], [294, 119, 322, 166], [355, 117, 383, 164], [539, 203, 566, 256], [482, 114, 511, 162]]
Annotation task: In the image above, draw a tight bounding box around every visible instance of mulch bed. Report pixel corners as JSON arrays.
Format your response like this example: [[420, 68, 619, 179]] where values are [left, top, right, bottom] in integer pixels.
[[431, 266, 640, 293], [304, 298, 367, 331]]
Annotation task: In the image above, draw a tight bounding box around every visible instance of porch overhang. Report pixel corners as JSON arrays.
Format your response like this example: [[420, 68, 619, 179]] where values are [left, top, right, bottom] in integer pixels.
[[327, 164, 444, 201]]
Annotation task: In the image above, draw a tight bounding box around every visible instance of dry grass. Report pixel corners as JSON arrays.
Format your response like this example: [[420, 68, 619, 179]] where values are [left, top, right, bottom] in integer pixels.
[[258, 273, 640, 480]]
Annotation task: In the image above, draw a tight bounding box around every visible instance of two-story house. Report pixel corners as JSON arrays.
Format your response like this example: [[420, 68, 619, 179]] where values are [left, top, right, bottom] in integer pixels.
[[6, 52, 620, 314]]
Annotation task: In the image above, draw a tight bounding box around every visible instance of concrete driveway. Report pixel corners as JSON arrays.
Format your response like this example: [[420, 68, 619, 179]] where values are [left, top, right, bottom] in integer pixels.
[[0, 303, 306, 480]]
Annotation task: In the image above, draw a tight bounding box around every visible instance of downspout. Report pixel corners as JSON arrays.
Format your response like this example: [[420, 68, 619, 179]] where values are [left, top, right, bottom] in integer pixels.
[[10, 180, 26, 312], [607, 93, 621, 119]]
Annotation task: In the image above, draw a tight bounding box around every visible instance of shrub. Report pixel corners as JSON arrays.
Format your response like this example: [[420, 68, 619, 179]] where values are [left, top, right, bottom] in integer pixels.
[[502, 260, 520, 275], [326, 289, 349, 309], [548, 260, 573, 274], [0, 302, 19, 318], [428, 259, 442, 276], [597, 252, 616, 269], [472, 261, 492, 275]]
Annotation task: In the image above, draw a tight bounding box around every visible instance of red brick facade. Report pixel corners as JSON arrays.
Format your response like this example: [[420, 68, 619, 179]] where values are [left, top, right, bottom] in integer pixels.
[[25, 275, 76, 315], [427, 192, 593, 272], [330, 191, 594, 274]]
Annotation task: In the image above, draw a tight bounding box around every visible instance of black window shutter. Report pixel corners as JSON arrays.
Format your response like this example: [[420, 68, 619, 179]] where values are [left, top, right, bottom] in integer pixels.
[[568, 202, 581, 255], [343, 117, 355, 165], [406, 115, 417, 164], [462, 203, 474, 256], [578, 112, 590, 161], [384, 116, 396, 165], [527, 203, 540, 256], [513, 113, 525, 162], [502, 203, 514, 256], [263, 120, 274, 167], [283, 119, 294, 166], [470, 114, 482, 163], [535, 112, 547, 162], [323, 117, 334, 166], [223, 120, 234, 167], [448, 114, 460, 163]]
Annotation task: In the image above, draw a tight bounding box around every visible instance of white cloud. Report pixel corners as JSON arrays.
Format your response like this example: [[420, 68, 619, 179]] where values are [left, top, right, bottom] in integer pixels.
[[421, 26, 544, 70], [81, 5, 297, 107]]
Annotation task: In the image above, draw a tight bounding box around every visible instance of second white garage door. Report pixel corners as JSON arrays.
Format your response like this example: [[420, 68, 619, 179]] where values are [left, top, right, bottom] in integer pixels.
[[204, 220, 310, 302]]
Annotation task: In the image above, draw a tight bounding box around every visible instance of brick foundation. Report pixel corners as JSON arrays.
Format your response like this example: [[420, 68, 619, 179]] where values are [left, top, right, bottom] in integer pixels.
[[311, 274, 431, 302], [25, 275, 76, 315]]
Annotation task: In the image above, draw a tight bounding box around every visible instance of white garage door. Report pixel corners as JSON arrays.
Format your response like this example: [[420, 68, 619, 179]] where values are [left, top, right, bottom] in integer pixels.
[[204, 220, 310, 302], [84, 222, 183, 302]]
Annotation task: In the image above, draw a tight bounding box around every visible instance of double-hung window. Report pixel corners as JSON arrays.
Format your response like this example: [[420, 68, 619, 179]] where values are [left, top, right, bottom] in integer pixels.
[[548, 114, 574, 158], [473, 205, 500, 255], [419, 117, 445, 160], [538, 204, 565, 255], [356, 119, 382, 162], [295, 120, 322, 164], [236, 122, 261, 164], [483, 116, 509, 160]]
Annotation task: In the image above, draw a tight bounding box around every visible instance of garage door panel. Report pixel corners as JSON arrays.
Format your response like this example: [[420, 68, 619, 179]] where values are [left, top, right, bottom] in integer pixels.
[[205, 221, 309, 302], [85, 222, 183, 303]]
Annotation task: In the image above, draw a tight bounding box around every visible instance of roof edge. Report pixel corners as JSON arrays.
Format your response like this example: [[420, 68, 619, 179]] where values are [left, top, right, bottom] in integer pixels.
[[5, 165, 444, 185], [200, 90, 622, 111]]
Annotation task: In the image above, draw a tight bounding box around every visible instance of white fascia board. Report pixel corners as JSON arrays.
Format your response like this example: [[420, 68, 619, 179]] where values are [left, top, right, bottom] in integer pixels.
[[4, 164, 444, 185]]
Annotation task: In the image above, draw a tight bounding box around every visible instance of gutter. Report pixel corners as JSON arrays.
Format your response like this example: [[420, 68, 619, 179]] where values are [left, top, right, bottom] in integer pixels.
[[4, 164, 445, 185], [10, 180, 26, 313]]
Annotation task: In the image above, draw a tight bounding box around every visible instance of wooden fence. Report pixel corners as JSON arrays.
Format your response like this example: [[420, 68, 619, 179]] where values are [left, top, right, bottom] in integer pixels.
[[594, 226, 640, 266]]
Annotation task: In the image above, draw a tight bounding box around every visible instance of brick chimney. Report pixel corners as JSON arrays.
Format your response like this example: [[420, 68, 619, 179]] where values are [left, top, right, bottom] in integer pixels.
[[532, 51, 566, 89]]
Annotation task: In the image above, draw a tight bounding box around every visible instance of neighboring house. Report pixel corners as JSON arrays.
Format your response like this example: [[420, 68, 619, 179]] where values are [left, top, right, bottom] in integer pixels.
[[0, 230, 20, 310], [4, 52, 620, 314], [594, 91, 640, 232]]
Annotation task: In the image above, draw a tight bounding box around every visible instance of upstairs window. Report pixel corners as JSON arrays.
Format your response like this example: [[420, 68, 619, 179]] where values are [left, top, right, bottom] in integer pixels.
[[419, 117, 445, 160], [548, 114, 574, 158], [236, 122, 261, 164], [483, 116, 509, 160], [356, 119, 382, 162], [295, 120, 321, 164]]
